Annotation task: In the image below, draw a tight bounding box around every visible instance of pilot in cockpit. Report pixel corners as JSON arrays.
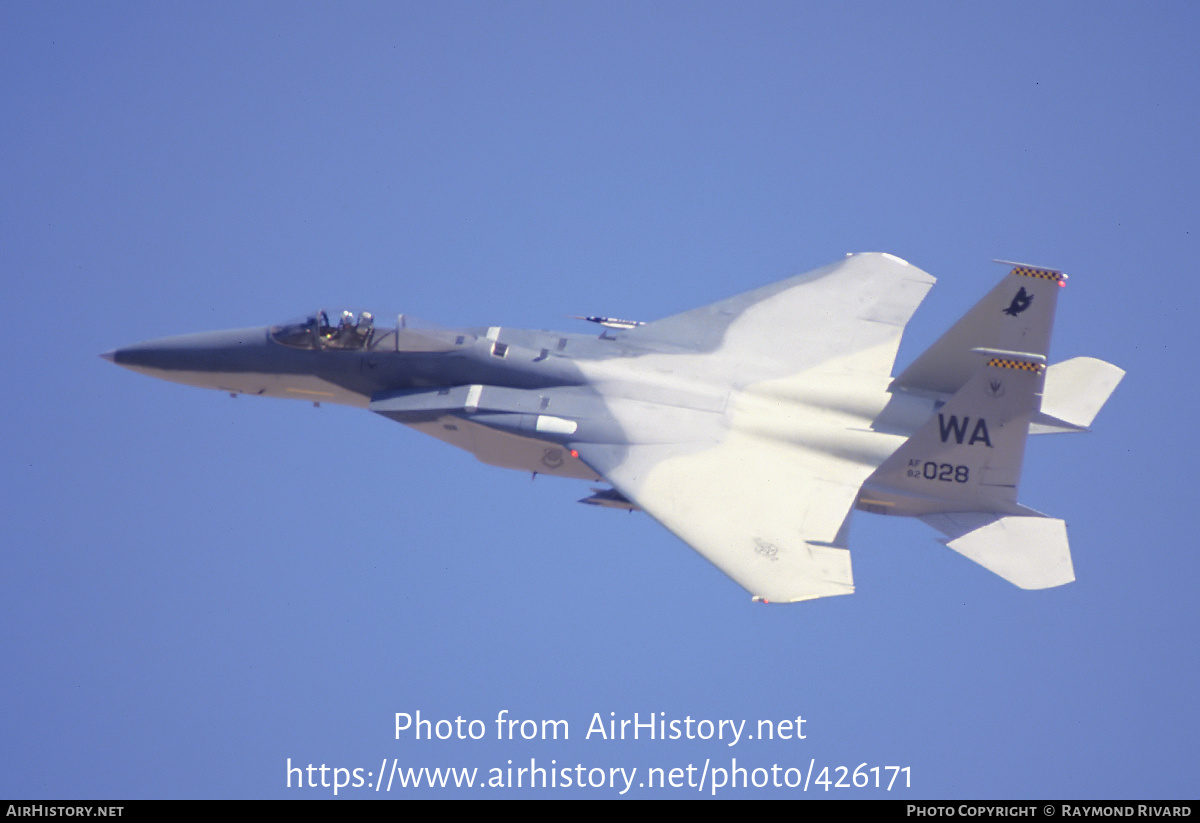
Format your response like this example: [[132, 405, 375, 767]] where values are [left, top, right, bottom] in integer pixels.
[[318, 310, 374, 349]]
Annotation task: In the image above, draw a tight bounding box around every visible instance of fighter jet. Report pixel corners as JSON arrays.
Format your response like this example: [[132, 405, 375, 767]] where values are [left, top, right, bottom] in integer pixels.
[[103, 254, 1123, 602]]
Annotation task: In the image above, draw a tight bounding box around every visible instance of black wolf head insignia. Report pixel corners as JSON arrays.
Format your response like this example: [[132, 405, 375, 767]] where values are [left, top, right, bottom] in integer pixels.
[[1003, 286, 1034, 316]]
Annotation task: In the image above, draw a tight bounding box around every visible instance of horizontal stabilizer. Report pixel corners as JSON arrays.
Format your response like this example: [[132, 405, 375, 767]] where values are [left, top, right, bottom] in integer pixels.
[[1032, 357, 1125, 433], [921, 512, 1074, 589]]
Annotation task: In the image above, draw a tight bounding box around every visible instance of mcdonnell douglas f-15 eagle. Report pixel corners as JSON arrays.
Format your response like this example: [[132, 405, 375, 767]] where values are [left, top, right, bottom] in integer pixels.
[[104, 254, 1123, 603]]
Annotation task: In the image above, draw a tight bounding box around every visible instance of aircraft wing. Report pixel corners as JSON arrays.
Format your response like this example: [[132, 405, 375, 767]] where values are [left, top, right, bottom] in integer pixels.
[[574, 439, 868, 602], [618, 252, 936, 386], [573, 253, 937, 602]]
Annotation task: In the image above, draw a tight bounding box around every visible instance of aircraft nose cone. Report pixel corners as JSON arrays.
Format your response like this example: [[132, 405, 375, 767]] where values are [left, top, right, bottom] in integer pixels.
[[101, 327, 272, 377]]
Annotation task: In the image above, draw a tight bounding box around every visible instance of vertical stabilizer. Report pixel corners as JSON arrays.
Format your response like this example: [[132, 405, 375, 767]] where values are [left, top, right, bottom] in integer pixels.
[[892, 262, 1065, 397], [862, 356, 1045, 516]]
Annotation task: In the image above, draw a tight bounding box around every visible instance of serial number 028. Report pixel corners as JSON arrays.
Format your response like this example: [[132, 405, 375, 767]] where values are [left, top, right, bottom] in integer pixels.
[[907, 462, 969, 483]]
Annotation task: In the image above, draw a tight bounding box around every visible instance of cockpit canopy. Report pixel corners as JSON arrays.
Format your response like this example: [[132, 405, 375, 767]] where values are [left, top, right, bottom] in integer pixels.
[[270, 311, 476, 352], [270, 310, 375, 350]]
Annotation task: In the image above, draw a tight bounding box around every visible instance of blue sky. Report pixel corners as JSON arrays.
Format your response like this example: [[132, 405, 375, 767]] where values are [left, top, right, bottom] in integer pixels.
[[2, 2, 1196, 798]]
